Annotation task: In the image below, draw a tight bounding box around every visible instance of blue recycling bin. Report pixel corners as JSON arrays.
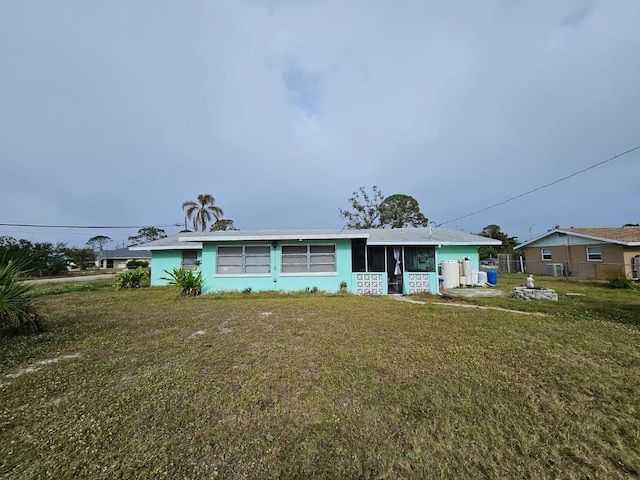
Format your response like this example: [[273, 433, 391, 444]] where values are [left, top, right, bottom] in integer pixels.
[[487, 270, 497, 285]]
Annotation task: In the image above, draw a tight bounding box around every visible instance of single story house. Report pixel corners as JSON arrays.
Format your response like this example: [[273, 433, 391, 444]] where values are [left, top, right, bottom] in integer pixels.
[[96, 247, 152, 270], [130, 227, 501, 295], [516, 227, 640, 280]]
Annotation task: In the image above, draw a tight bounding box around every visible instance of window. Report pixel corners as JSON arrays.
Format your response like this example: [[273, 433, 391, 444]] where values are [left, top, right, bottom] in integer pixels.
[[586, 246, 602, 261], [541, 248, 552, 261], [217, 245, 271, 274], [405, 247, 436, 272], [282, 244, 336, 273], [182, 250, 199, 270]]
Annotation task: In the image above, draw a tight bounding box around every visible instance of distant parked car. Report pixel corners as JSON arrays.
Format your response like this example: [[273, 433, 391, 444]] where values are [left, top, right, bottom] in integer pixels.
[[480, 258, 499, 267]]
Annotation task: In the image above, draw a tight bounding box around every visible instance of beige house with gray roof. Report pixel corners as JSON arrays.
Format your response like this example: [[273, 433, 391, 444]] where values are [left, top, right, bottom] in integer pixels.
[[516, 227, 640, 280]]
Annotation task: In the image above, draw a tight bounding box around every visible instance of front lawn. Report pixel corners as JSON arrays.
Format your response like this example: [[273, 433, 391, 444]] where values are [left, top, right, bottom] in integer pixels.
[[1, 282, 639, 478]]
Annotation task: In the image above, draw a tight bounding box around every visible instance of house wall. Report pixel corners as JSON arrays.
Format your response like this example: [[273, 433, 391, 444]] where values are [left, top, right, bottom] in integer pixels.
[[149, 250, 184, 285], [200, 239, 353, 294], [149, 241, 486, 294], [436, 245, 480, 270], [523, 243, 634, 279]]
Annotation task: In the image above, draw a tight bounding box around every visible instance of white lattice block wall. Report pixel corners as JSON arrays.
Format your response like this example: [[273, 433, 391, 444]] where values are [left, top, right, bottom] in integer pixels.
[[407, 273, 433, 294], [355, 273, 384, 295]]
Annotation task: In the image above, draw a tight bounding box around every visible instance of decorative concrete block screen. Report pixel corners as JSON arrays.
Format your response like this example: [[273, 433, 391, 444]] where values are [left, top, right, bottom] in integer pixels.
[[355, 273, 384, 295], [407, 273, 433, 294]]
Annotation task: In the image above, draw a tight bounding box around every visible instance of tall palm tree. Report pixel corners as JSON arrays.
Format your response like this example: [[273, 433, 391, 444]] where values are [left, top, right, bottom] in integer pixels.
[[182, 194, 224, 232]]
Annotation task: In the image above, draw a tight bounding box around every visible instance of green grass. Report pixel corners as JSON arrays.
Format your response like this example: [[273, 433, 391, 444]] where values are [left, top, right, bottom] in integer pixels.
[[1, 282, 639, 479], [422, 273, 640, 327]]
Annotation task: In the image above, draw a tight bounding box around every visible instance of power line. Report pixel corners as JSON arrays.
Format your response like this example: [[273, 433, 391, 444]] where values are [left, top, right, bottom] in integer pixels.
[[0, 222, 182, 229], [436, 144, 640, 227]]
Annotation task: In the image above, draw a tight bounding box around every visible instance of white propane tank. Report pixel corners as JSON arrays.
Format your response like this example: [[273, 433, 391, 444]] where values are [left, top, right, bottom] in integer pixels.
[[441, 260, 459, 289]]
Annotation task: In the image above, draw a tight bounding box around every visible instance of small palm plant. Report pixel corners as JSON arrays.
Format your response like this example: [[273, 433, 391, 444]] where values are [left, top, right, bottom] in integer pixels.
[[161, 267, 203, 297], [113, 267, 149, 289], [0, 258, 41, 332]]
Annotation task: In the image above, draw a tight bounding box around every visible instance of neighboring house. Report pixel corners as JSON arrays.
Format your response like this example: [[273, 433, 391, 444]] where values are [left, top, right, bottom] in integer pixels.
[[516, 227, 640, 280], [129, 228, 501, 295], [96, 247, 152, 270]]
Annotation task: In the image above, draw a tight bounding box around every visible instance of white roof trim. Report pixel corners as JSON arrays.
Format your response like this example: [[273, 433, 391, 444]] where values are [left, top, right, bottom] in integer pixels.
[[129, 243, 202, 251], [178, 232, 369, 242]]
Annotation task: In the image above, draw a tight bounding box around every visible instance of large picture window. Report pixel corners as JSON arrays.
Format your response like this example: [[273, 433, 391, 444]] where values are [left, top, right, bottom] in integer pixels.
[[586, 246, 602, 261], [281, 244, 336, 273], [216, 245, 271, 275]]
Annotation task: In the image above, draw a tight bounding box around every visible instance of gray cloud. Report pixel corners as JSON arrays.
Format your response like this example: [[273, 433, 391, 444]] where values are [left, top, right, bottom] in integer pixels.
[[1, 0, 638, 246]]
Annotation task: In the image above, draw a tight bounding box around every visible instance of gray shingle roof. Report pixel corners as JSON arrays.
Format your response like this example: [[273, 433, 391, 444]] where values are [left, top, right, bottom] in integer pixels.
[[128, 234, 202, 251], [517, 227, 640, 248], [97, 247, 151, 259]]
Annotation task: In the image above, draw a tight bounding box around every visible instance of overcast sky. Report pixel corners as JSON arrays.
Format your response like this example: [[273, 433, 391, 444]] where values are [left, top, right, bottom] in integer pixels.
[[1, 0, 638, 248]]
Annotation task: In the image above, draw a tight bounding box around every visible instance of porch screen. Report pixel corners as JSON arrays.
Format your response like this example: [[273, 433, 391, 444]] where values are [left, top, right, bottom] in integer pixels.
[[281, 245, 336, 273], [404, 247, 436, 272], [216, 245, 270, 274]]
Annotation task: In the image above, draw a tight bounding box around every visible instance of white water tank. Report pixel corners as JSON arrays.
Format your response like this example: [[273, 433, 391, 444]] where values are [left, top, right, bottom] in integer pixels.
[[441, 260, 459, 289], [477, 271, 488, 286]]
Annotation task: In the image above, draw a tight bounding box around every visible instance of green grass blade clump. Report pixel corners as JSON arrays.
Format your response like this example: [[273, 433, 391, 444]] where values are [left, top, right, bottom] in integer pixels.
[[0, 258, 41, 332], [113, 267, 149, 290], [160, 266, 203, 296]]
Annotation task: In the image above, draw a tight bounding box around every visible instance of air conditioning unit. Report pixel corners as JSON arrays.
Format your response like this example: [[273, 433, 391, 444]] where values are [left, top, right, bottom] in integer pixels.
[[546, 263, 564, 277]]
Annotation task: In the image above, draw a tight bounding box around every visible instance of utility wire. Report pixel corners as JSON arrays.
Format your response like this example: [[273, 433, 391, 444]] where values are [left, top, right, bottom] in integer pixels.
[[436, 144, 640, 227], [0, 222, 182, 229]]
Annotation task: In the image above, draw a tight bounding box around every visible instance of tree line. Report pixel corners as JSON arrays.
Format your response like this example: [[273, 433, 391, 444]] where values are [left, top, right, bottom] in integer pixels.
[[0, 188, 525, 276]]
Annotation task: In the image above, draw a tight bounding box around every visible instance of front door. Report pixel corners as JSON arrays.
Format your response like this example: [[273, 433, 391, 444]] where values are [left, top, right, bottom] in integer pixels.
[[387, 246, 403, 294]]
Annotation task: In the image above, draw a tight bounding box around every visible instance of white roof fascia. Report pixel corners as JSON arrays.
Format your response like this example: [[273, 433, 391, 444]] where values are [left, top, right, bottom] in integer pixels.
[[365, 239, 502, 246], [129, 242, 202, 251], [178, 232, 369, 242]]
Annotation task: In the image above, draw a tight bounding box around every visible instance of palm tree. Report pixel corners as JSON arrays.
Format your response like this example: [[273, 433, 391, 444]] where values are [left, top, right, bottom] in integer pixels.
[[182, 194, 224, 232]]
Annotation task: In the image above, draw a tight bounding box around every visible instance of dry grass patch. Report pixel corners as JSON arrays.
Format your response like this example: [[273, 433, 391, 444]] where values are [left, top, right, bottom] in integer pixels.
[[1, 286, 639, 478]]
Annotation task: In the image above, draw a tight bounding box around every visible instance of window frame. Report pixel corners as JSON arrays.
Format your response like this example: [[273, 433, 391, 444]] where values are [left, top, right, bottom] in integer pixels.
[[541, 248, 552, 261], [182, 249, 199, 270], [586, 246, 602, 262], [281, 243, 337, 275], [216, 245, 271, 276]]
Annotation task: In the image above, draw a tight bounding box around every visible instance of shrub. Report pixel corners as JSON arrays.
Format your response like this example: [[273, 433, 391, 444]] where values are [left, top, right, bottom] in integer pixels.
[[0, 258, 42, 332], [126, 260, 149, 270], [607, 278, 631, 289], [161, 267, 203, 297], [113, 267, 149, 289]]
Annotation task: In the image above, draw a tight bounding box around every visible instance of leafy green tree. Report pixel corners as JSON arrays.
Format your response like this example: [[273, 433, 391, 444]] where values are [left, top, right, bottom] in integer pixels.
[[379, 194, 428, 228], [182, 194, 224, 232], [128, 226, 167, 246], [0, 236, 68, 276], [86, 235, 112, 251], [478, 224, 519, 254], [210, 219, 238, 231], [340, 187, 429, 229], [66, 248, 96, 270], [339, 186, 384, 229]]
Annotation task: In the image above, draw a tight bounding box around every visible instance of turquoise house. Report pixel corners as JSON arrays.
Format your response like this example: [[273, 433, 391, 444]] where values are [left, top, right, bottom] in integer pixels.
[[130, 228, 501, 295]]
